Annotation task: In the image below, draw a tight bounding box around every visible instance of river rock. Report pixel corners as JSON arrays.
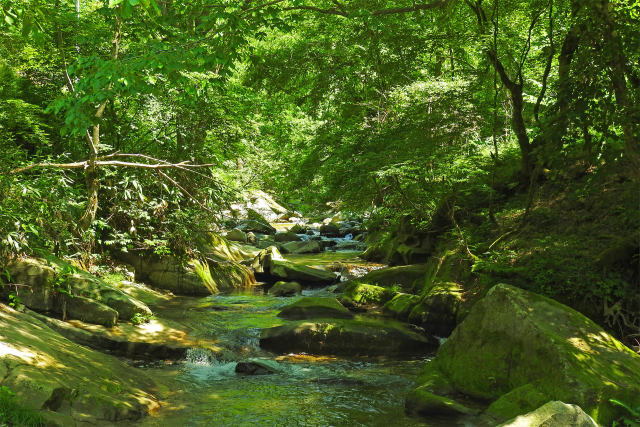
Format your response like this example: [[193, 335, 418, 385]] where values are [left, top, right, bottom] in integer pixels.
[[0, 304, 158, 424], [289, 224, 308, 234], [261, 318, 438, 356], [235, 360, 278, 375], [405, 284, 640, 425], [360, 264, 428, 291], [408, 282, 462, 337], [268, 260, 337, 286], [246, 190, 288, 222], [237, 219, 276, 235], [384, 293, 421, 320], [2, 257, 152, 325], [281, 240, 322, 254], [252, 246, 284, 274], [274, 231, 302, 242], [499, 401, 598, 427], [278, 297, 353, 319], [226, 228, 248, 243], [209, 261, 256, 291], [268, 281, 302, 297], [319, 223, 341, 237], [338, 283, 397, 307]]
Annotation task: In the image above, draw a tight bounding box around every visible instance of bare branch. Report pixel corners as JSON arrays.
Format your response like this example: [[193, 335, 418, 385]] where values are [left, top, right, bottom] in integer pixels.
[[10, 162, 88, 174], [10, 158, 215, 174]]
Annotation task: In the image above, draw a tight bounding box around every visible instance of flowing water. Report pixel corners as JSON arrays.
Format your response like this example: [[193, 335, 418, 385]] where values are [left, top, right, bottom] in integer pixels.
[[130, 250, 474, 426]]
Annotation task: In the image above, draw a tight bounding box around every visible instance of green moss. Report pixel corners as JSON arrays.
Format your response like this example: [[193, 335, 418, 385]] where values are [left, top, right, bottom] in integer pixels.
[[384, 293, 420, 320], [340, 282, 397, 306], [0, 386, 45, 427], [485, 383, 549, 420]]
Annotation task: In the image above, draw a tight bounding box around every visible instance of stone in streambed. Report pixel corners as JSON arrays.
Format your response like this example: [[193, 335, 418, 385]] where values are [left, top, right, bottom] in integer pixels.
[[235, 360, 278, 375], [268, 281, 302, 297], [360, 264, 428, 291], [281, 240, 323, 254], [384, 293, 421, 321], [338, 282, 397, 307], [260, 318, 438, 356], [274, 231, 302, 242], [499, 401, 598, 427], [278, 297, 353, 320], [269, 260, 337, 286], [405, 284, 640, 425]]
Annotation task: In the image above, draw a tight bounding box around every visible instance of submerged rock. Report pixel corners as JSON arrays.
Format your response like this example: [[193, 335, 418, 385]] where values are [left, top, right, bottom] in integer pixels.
[[278, 297, 353, 320], [235, 360, 278, 375], [261, 318, 438, 356], [405, 284, 640, 425], [268, 281, 302, 297], [499, 401, 598, 427]]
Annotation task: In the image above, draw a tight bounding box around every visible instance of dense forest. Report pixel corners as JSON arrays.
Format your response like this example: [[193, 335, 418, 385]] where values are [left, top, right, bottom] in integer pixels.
[[0, 1, 639, 426]]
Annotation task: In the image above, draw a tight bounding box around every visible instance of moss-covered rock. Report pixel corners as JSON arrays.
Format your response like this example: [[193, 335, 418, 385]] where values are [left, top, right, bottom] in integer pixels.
[[319, 223, 341, 237], [499, 401, 598, 427], [260, 318, 438, 356], [338, 282, 397, 307], [280, 240, 323, 254], [225, 228, 248, 243], [252, 245, 284, 274], [268, 281, 302, 297], [408, 282, 463, 337], [2, 257, 152, 325], [384, 293, 421, 321], [278, 297, 353, 320], [268, 260, 337, 286], [360, 264, 428, 291], [208, 261, 256, 291], [0, 304, 158, 424], [275, 231, 302, 242], [406, 283, 640, 425]]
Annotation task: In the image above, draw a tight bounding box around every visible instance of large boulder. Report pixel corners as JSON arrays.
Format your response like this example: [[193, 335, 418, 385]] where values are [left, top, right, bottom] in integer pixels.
[[260, 318, 438, 356], [274, 231, 302, 243], [208, 261, 256, 292], [201, 233, 255, 262], [0, 304, 158, 424], [245, 190, 288, 223], [360, 264, 428, 291], [408, 282, 463, 337], [278, 297, 353, 320], [2, 257, 151, 326], [225, 228, 248, 243], [405, 284, 640, 425], [281, 240, 322, 254], [251, 246, 284, 274], [499, 401, 598, 427], [269, 260, 337, 286], [319, 223, 341, 237], [237, 219, 276, 235]]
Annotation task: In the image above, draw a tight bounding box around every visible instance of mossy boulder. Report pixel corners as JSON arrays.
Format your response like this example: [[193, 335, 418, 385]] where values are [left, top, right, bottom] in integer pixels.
[[225, 228, 248, 243], [277, 297, 353, 320], [2, 257, 152, 325], [499, 401, 598, 427], [405, 284, 640, 425], [408, 282, 463, 336], [252, 246, 284, 274], [384, 293, 421, 321], [0, 304, 158, 424], [289, 224, 308, 234], [319, 223, 341, 237], [203, 232, 255, 262], [274, 231, 302, 242], [360, 264, 428, 291], [260, 318, 438, 356], [338, 282, 397, 307], [268, 281, 302, 297], [281, 240, 323, 254], [268, 260, 337, 286], [208, 261, 256, 291]]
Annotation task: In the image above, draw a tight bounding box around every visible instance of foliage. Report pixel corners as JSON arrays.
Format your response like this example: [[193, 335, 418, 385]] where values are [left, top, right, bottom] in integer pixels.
[[0, 386, 45, 427], [611, 398, 640, 427]]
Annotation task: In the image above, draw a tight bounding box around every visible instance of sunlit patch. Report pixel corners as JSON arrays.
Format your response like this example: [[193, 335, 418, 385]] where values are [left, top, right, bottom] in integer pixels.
[[0, 341, 35, 360], [137, 320, 165, 335]]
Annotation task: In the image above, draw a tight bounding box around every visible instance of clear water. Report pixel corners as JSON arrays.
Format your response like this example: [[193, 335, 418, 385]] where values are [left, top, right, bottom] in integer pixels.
[[129, 254, 477, 426]]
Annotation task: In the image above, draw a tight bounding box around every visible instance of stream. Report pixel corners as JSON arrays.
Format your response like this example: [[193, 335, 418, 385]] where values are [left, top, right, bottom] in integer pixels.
[[130, 245, 456, 426]]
